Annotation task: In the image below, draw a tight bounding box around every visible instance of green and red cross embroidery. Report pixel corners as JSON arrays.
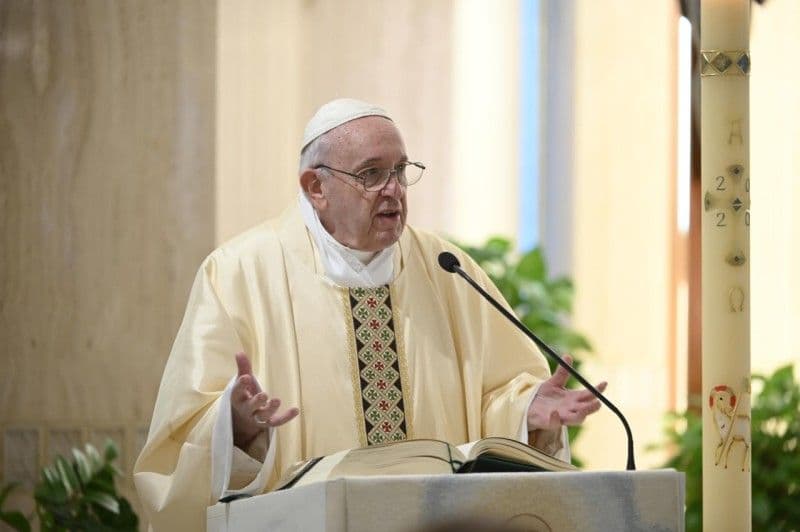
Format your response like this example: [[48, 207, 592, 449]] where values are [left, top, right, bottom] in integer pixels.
[[349, 286, 408, 445]]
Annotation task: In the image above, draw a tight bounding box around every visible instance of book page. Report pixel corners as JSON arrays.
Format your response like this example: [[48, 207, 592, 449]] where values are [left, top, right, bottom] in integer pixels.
[[331, 439, 459, 478], [275, 449, 351, 490], [278, 439, 464, 490], [456, 440, 478, 457]]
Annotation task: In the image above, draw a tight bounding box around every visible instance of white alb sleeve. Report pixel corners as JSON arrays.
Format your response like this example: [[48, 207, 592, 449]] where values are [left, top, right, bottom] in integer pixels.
[[210, 376, 278, 501]]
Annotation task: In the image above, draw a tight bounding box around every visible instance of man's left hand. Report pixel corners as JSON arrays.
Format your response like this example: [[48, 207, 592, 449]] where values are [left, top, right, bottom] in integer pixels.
[[527, 355, 607, 432]]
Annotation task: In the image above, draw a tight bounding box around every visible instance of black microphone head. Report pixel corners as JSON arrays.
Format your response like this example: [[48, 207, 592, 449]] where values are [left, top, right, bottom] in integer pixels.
[[438, 251, 461, 273]]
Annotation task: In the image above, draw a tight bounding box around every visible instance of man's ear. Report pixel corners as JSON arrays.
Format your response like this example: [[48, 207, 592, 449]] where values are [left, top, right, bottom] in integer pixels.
[[300, 169, 327, 210]]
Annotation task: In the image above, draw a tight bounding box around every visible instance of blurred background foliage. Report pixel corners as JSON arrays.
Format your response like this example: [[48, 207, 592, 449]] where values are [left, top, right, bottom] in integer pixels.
[[0, 483, 29, 532], [456, 236, 593, 463], [657, 364, 799, 531], [0, 440, 137, 532], [456, 236, 592, 357]]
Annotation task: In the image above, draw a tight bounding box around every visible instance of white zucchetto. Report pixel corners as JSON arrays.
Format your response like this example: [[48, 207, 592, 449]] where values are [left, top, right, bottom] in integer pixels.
[[301, 98, 392, 150]]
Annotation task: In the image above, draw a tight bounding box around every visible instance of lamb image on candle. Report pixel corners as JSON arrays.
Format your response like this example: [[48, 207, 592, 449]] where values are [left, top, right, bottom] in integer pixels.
[[709, 384, 751, 471]]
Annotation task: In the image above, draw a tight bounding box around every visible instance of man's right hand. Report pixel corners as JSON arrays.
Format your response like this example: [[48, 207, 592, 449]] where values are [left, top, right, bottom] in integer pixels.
[[231, 352, 300, 451]]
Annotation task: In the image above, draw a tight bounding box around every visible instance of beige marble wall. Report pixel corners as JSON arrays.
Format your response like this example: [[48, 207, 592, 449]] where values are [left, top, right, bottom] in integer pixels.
[[215, 0, 306, 243], [0, 0, 216, 519], [750, 1, 800, 374], [450, 0, 520, 243]]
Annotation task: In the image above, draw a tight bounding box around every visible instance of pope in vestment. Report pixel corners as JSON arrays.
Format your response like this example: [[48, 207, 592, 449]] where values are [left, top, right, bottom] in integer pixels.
[[134, 99, 606, 530]]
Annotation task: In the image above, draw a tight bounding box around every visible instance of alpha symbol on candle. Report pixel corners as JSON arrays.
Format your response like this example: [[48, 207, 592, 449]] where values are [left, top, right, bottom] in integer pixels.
[[728, 120, 744, 145]]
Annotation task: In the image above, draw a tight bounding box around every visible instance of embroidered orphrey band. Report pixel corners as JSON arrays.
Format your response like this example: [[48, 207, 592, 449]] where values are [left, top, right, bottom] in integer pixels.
[[348, 286, 408, 445]]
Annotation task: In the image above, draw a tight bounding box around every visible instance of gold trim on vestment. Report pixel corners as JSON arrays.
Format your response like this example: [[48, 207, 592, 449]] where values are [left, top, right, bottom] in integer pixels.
[[341, 287, 368, 447]]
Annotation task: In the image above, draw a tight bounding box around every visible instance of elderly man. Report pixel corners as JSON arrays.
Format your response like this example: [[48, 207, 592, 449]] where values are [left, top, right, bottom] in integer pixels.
[[134, 99, 606, 530]]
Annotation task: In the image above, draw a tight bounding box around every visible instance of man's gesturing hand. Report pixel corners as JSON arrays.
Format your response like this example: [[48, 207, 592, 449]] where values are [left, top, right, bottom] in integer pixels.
[[527, 355, 607, 432], [231, 352, 300, 451]]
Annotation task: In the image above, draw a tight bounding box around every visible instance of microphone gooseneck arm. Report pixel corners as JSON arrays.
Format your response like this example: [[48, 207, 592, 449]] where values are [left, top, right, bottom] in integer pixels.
[[438, 252, 636, 471]]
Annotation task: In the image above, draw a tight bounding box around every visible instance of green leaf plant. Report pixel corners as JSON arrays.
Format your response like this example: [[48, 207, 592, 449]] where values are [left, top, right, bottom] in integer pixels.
[[35, 440, 138, 531], [0, 482, 31, 532], [455, 236, 593, 465], [1, 439, 139, 531], [655, 364, 800, 531]]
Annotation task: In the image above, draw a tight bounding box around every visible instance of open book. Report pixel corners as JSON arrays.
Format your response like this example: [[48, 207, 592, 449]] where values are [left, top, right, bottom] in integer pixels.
[[276, 437, 575, 490]]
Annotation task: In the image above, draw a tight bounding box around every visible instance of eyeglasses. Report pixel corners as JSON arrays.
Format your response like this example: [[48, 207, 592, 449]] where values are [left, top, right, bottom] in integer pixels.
[[316, 161, 425, 192]]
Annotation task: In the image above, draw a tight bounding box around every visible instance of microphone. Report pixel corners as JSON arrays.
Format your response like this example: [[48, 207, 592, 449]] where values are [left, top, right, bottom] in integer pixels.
[[438, 251, 636, 470]]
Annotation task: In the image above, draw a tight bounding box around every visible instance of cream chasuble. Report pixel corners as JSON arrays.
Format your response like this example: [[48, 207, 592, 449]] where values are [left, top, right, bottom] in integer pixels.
[[134, 205, 555, 531]]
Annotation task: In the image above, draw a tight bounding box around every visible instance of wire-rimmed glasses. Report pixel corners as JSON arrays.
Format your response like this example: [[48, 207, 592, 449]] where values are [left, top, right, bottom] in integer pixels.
[[316, 161, 425, 192]]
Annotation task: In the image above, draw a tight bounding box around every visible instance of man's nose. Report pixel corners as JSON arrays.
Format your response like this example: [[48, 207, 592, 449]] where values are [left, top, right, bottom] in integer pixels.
[[380, 175, 403, 197]]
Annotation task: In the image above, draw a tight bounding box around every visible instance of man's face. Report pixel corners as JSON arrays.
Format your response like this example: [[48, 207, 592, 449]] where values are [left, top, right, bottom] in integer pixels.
[[309, 116, 409, 252]]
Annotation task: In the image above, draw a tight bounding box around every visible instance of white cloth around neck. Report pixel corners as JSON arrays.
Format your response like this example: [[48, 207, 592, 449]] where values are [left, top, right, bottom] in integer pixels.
[[298, 192, 397, 287]]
